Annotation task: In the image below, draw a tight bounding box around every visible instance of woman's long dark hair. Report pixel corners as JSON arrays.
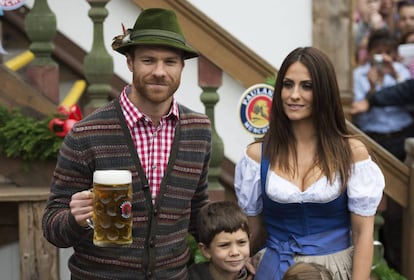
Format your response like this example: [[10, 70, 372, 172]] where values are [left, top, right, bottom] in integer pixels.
[[263, 47, 353, 189]]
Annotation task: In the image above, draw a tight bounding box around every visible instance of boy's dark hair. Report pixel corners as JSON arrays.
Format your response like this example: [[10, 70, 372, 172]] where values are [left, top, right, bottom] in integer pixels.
[[197, 201, 250, 247], [367, 28, 398, 52]]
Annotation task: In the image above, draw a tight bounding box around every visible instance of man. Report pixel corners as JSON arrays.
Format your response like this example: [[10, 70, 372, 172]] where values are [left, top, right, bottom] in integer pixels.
[[397, 1, 414, 38], [42, 8, 211, 279], [351, 78, 414, 112]]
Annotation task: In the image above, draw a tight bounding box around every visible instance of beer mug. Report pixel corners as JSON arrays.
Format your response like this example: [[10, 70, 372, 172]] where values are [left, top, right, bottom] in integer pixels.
[[90, 170, 132, 246]]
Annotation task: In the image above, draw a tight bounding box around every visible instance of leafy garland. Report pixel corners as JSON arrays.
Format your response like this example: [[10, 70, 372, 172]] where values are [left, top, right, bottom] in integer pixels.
[[186, 234, 208, 265], [0, 105, 62, 161], [372, 262, 407, 280]]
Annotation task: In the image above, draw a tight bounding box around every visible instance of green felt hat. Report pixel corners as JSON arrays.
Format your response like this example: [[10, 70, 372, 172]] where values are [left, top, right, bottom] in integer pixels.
[[112, 8, 198, 60]]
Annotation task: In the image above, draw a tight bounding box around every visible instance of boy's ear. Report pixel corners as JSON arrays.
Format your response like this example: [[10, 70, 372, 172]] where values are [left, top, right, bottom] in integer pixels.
[[198, 242, 211, 259]]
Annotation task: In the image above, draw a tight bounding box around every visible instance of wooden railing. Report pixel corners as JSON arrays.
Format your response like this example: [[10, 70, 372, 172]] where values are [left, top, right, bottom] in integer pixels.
[[0, 185, 58, 279]]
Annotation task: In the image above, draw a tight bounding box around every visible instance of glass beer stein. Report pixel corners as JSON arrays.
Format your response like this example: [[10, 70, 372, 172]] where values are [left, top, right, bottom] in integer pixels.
[[91, 170, 132, 246]]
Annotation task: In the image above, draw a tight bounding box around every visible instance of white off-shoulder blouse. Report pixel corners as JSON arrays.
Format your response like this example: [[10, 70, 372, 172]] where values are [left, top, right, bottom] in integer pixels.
[[234, 151, 385, 217]]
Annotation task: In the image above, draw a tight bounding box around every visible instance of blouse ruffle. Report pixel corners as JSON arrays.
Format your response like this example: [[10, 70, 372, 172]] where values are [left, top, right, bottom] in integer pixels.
[[234, 151, 385, 217]]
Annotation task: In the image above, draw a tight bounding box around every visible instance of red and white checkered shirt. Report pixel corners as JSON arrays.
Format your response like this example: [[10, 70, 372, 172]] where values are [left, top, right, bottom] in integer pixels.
[[119, 86, 178, 200]]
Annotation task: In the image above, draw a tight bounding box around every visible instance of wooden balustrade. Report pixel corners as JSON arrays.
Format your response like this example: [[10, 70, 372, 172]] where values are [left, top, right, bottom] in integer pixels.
[[83, 0, 113, 115], [0, 185, 58, 280], [198, 55, 226, 201], [24, 0, 59, 104]]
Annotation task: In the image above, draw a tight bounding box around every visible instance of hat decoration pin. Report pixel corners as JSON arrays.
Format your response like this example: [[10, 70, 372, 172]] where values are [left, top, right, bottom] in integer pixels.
[[112, 23, 131, 50]]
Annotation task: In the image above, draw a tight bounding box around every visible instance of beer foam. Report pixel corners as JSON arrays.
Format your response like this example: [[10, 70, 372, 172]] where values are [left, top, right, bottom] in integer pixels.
[[93, 170, 132, 185]]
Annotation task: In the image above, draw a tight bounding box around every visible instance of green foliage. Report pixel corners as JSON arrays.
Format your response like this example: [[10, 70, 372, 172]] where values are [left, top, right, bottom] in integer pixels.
[[186, 234, 209, 265], [370, 240, 406, 280], [265, 75, 276, 87], [0, 105, 62, 161], [371, 263, 407, 280]]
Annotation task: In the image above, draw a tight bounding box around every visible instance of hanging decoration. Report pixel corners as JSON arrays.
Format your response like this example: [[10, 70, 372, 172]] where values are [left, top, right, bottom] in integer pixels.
[[48, 105, 83, 137]]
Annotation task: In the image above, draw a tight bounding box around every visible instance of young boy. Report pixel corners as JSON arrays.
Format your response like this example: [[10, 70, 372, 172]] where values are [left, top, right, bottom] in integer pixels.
[[188, 201, 251, 280]]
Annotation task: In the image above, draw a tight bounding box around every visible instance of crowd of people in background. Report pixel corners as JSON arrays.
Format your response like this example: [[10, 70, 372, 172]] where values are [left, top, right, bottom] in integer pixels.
[[354, 0, 414, 68], [352, 0, 414, 274]]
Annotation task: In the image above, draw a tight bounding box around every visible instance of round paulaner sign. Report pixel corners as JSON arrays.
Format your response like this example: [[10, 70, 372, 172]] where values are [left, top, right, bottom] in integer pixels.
[[238, 83, 273, 136]]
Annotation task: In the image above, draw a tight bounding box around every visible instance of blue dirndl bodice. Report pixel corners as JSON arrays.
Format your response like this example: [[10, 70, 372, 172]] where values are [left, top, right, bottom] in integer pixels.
[[255, 156, 352, 280]]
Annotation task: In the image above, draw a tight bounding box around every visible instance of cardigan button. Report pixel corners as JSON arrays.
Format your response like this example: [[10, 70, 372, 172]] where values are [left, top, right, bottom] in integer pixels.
[[149, 237, 155, 247]]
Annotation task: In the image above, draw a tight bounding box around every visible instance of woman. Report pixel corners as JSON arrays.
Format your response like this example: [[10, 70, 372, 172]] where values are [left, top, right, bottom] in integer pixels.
[[234, 47, 384, 280]]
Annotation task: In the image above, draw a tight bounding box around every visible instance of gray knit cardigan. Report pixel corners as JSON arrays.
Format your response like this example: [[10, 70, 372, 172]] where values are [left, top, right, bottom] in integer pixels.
[[42, 98, 211, 280]]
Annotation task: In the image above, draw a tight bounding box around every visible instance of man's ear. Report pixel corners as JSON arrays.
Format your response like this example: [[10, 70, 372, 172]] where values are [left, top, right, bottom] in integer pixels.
[[126, 54, 133, 72], [198, 242, 211, 259]]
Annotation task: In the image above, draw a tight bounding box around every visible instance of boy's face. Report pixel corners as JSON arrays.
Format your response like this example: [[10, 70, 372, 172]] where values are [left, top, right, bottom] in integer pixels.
[[200, 229, 250, 277]]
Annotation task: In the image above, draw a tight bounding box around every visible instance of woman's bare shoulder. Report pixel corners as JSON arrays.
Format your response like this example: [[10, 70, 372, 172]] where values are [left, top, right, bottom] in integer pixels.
[[246, 142, 262, 164], [348, 137, 369, 162]]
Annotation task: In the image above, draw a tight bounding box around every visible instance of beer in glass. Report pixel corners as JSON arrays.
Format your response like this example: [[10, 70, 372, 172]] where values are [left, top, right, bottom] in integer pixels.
[[92, 170, 132, 246]]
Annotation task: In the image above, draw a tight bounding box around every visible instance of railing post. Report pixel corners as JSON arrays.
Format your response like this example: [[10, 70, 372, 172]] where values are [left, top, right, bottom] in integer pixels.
[[24, 0, 59, 104], [198, 55, 225, 201], [402, 138, 414, 279], [83, 0, 113, 116]]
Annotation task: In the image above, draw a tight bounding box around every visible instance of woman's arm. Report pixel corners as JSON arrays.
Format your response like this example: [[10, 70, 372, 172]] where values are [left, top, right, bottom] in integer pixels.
[[351, 213, 375, 280], [349, 138, 375, 279]]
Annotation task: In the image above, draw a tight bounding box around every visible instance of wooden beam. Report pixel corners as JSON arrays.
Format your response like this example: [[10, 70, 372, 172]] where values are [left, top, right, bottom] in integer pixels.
[[0, 185, 51, 202], [312, 0, 353, 106], [0, 66, 56, 117]]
